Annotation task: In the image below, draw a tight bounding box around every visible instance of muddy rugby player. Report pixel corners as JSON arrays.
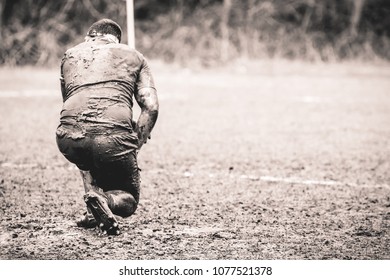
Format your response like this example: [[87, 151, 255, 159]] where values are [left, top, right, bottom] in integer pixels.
[[56, 19, 159, 235]]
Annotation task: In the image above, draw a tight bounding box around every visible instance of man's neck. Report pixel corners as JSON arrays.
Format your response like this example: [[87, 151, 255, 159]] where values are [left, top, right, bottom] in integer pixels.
[[85, 34, 119, 44]]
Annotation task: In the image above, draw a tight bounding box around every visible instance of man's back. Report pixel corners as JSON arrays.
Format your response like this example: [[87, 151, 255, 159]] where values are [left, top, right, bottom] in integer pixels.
[[62, 38, 146, 99], [60, 37, 155, 133]]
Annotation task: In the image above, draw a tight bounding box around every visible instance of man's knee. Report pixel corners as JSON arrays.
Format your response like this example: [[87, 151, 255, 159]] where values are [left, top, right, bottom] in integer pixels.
[[106, 191, 138, 218], [117, 202, 138, 218]]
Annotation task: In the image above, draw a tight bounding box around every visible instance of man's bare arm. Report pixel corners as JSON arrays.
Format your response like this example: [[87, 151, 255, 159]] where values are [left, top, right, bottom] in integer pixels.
[[134, 87, 159, 149], [60, 56, 66, 100]]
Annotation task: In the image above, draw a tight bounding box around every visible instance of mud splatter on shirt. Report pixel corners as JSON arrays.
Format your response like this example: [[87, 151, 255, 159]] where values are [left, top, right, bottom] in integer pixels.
[[59, 37, 155, 145]]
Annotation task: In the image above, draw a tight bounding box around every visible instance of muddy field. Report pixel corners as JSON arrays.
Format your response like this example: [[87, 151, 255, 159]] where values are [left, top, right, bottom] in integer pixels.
[[0, 62, 389, 259]]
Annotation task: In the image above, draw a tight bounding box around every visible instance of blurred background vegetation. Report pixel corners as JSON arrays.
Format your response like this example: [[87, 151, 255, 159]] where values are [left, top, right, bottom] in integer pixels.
[[0, 0, 389, 67]]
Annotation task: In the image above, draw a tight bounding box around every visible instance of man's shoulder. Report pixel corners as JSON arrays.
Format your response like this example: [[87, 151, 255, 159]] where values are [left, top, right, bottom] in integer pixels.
[[62, 41, 147, 69], [110, 44, 147, 64], [64, 41, 89, 55], [64, 41, 143, 54], [111, 43, 144, 56]]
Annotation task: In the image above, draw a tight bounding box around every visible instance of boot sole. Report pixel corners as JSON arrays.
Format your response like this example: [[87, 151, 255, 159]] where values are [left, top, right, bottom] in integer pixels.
[[84, 192, 120, 235]]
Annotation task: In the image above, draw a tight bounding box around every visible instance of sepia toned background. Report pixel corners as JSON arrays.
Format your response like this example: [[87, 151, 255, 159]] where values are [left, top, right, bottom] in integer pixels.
[[1, 0, 389, 66], [0, 0, 389, 260]]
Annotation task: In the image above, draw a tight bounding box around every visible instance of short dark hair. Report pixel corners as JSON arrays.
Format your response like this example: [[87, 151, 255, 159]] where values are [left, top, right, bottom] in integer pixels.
[[87, 19, 122, 42]]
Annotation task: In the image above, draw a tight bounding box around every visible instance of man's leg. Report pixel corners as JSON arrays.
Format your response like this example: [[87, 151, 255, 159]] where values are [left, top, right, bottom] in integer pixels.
[[78, 150, 140, 234], [77, 169, 120, 234], [91, 150, 140, 218], [80, 169, 100, 193], [77, 170, 102, 228], [80, 169, 138, 218], [105, 190, 138, 217], [57, 127, 138, 234], [55, 130, 102, 229]]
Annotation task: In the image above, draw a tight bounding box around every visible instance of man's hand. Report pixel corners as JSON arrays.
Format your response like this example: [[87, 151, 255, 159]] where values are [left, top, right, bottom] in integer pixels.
[[131, 119, 152, 147]]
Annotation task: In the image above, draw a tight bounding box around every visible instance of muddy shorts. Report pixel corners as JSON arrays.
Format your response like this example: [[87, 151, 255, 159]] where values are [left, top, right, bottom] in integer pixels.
[[56, 124, 140, 202]]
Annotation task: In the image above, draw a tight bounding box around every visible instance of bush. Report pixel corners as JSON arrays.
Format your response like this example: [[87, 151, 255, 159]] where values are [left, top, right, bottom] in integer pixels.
[[0, 0, 389, 66]]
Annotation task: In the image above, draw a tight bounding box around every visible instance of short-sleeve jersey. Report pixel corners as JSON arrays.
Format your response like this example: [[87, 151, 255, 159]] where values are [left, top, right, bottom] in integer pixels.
[[59, 37, 155, 134]]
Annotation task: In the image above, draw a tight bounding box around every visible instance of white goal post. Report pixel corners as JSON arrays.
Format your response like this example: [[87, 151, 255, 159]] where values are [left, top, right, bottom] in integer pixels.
[[126, 0, 135, 48]]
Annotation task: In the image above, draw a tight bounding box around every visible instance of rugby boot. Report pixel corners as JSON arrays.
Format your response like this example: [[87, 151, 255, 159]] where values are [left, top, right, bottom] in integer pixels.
[[84, 191, 120, 235], [76, 211, 98, 228]]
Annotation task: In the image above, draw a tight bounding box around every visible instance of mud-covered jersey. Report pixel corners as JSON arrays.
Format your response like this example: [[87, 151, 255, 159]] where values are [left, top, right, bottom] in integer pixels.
[[59, 37, 155, 135]]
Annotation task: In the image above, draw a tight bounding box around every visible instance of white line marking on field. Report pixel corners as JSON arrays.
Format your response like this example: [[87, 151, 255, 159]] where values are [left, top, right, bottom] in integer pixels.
[[0, 90, 55, 97], [0, 90, 186, 100], [300, 96, 322, 103], [240, 174, 343, 186], [149, 169, 389, 188], [0, 162, 71, 169], [1, 162, 38, 168], [2, 162, 388, 188]]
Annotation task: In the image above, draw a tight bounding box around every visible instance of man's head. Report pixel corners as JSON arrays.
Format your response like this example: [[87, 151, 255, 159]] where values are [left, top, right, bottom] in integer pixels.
[[86, 19, 122, 43]]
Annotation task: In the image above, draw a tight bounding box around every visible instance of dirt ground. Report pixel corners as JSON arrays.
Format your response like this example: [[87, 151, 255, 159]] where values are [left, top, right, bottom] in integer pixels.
[[0, 61, 389, 259]]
